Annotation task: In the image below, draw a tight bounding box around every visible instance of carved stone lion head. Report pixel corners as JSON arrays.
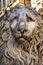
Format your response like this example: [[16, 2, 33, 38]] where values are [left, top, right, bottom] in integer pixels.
[[10, 7, 38, 38], [10, 6, 41, 52]]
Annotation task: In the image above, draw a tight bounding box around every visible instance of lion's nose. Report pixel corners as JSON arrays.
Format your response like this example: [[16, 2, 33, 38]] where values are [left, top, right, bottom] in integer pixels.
[[18, 21, 26, 32]]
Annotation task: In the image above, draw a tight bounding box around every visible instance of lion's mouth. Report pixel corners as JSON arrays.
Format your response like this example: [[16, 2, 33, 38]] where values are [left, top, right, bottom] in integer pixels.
[[14, 30, 32, 41]]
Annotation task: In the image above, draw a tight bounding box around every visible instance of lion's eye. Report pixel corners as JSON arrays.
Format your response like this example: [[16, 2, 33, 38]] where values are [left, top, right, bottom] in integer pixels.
[[11, 19, 17, 29], [26, 14, 34, 22], [26, 15, 30, 22]]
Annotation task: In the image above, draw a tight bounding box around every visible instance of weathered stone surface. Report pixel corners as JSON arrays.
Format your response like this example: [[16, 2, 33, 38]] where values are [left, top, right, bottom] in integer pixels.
[[0, 6, 43, 65], [0, 20, 5, 30], [2, 31, 9, 41], [0, 38, 4, 46], [4, 21, 10, 29]]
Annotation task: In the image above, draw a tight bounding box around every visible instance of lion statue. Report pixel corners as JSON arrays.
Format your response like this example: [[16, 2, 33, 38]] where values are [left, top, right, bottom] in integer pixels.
[[0, 6, 43, 65]]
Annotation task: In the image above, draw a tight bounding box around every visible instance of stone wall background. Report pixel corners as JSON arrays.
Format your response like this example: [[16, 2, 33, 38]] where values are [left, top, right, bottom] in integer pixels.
[[19, 0, 43, 19], [0, 0, 43, 19], [19, 0, 31, 6]]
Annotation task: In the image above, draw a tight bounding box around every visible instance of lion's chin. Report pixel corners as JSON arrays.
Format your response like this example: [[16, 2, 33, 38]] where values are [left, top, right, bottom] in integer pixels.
[[14, 30, 32, 43]]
